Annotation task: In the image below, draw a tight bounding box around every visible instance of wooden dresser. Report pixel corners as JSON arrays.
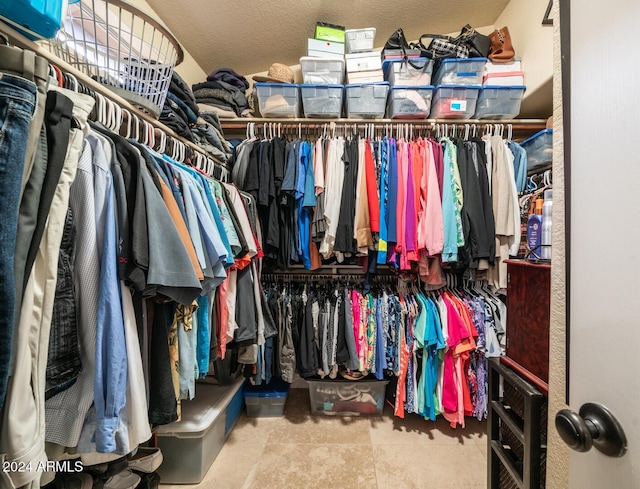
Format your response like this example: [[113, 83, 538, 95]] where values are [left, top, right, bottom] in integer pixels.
[[488, 260, 550, 489]]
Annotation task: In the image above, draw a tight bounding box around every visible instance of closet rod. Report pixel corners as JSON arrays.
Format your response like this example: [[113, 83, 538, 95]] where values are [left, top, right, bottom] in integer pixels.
[[0, 22, 231, 172], [221, 119, 548, 131]]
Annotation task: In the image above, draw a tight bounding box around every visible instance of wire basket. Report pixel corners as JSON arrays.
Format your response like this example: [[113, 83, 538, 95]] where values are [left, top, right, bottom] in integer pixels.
[[45, 0, 183, 118]]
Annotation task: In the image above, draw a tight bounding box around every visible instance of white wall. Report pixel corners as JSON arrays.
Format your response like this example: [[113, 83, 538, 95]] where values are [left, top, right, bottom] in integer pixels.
[[546, 0, 570, 486], [494, 0, 554, 116]]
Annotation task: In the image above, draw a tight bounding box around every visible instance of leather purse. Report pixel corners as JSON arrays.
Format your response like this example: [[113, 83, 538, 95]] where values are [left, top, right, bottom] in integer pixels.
[[489, 27, 515, 62], [460, 24, 491, 58]]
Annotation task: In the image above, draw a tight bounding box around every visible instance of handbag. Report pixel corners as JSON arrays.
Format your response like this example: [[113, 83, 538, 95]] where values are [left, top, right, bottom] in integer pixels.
[[384, 28, 431, 70], [459, 24, 491, 58], [416, 24, 491, 60], [384, 28, 411, 52], [489, 27, 515, 62]]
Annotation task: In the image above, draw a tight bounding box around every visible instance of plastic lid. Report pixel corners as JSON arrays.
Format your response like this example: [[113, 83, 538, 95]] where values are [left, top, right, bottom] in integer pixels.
[[521, 128, 553, 146], [345, 81, 390, 88], [300, 56, 344, 63], [535, 199, 544, 214], [157, 380, 245, 436], [544, 189, 553, 200], [244, 378, 291, 398], [390, 85, 434, 90], [439, 57, 488, 63], [300, 84, 344, 89], [254, 82, 298, 87], [481, 85, 526, 90], [435, 84, 481, 89]]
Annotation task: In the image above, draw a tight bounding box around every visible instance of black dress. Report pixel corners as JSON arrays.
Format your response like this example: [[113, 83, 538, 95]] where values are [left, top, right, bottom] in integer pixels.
[[333, 136, 359, 254]]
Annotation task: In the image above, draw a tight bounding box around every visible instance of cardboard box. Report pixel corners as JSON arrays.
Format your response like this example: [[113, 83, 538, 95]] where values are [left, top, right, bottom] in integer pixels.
[[345, 28, 376, 53], [307, 38, 345, 57], [315, 22, 345, 43], [347, 69, 384, 84], [345, 52, 382, 73]]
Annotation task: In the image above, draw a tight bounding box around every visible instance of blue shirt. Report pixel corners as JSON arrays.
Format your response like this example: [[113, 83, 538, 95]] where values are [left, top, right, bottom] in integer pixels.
[[92, 135, 128, 452]]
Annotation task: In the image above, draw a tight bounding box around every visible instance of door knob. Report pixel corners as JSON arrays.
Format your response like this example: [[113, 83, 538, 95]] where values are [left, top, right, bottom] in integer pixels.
[[555, 403, 627, 457]]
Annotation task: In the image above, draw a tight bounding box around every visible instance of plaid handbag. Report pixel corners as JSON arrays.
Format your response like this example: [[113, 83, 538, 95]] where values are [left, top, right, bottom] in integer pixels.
[[416, 25, 490, 60]]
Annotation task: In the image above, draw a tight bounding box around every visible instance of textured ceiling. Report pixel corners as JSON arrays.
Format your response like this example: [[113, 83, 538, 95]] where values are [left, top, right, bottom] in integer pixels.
[[146, 0, 510, 77]]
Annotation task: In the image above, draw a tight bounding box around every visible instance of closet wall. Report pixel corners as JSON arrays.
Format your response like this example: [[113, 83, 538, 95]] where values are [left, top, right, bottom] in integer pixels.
[[547, 0, 569, 487], [123, 0, 207, 85]]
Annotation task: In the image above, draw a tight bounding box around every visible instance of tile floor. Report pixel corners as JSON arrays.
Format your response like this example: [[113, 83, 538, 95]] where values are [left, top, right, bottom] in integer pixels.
[[160, 388, 488, 489]]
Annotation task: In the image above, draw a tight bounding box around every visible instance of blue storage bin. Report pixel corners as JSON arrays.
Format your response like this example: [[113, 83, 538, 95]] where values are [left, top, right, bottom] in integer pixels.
[[430, 85, 481, 119], [387, 85, 434, 119], [244, 378, 290, 417], [521, 129, 553, 171], [473, 85, 526, 120], [345, 82, 389, 119], [300, 84, 343, 118], [432, 57, 488, 86], [255, 82, 300, 118], [0, 0, 66, 40]]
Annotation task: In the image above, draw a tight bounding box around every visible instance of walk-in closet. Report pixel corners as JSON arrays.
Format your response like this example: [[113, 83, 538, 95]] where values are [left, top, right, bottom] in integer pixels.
[[1, 1, 637, 488]]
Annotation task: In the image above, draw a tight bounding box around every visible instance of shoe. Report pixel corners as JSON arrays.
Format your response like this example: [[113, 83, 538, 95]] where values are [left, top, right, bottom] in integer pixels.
[[104, 469, 141, 489], [127, 448, 163, 474]]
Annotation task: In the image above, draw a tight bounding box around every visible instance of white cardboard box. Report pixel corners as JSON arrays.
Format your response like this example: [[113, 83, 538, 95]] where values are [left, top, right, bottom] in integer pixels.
[[307, 38, 345, 57], [347, 69, 384, 84], [345, 28, 376, 53], [484, 58, 522, 73], [345, 52, 382, 73]]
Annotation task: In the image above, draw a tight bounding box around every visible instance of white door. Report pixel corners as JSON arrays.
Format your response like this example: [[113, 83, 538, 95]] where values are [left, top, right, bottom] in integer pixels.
[[561, 0, 640, 487]]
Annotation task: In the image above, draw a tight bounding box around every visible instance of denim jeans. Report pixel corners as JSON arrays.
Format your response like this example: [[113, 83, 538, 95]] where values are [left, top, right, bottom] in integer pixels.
[[0, 73, 37, 416]]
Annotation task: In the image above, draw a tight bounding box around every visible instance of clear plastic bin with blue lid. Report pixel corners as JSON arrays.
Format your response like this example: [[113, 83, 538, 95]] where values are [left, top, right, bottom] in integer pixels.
[[383, 57, 434, 86], [473, 85, 526, 120], [344, 82, 389, 119], [521, 129, 553, 171], [244, 377, 291, 417], [255, 82, 300, 118], [387, 85, 435, 119], [432, 57, 488, 87], [300, 84, 343, 118], [430, 85, 481, 119]]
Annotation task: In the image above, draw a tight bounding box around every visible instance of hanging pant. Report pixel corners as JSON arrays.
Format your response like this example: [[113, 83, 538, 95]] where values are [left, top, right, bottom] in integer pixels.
[[0, 73, 38, 418], [0, 86, 90, 489]]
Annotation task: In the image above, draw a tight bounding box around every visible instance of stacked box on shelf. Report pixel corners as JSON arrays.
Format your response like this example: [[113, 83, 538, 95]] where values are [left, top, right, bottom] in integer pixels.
[[300, 84, 343, 118], [307, 38, 345, 58], [483, 58, 524, 86], [430, 85, 480, 119], [344, 27, 382, 84], [300, 56, 345, 84], [432, 57, 488, 86], [383, 57, 434, 87], [474, 85, 526, 119], [387, 85, 434, 119], [299, 56, 344, 118], [345, 82, 389, 119], [255, 82, 300, 118]]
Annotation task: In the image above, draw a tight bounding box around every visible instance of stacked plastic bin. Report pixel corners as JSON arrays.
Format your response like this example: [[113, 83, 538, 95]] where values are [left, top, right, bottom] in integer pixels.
[[383, 56, 435, 119], [430, 57, 486, 119], [343, 28, 389, 119], [474, 58, 526, 119]]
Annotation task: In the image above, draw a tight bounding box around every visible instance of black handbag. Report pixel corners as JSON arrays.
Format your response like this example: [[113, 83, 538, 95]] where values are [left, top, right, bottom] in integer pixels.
[[384, 28, 411, 52], [384, 28, 429, 70], [459, 24, 491, 58]]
